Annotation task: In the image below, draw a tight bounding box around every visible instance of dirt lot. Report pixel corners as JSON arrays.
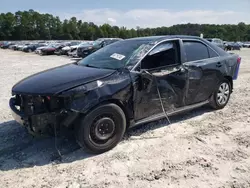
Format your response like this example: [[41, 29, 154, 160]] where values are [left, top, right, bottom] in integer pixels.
[[0, 49, 250, 188]]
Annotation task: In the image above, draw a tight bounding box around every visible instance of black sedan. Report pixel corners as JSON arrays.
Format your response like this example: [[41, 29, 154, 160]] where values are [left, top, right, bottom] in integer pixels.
[[23, 43, 47, 52], [9, 35, 241, 154], [224, 42, 241, 51]]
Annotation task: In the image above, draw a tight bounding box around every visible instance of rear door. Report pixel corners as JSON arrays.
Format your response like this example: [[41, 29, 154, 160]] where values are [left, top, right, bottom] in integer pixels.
[[182, 39, 221, 105]]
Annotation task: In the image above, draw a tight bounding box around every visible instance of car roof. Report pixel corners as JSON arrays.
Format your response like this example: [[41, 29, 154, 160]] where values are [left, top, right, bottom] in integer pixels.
[[124, 35, 205, 43], [122, 35, 228, 57]]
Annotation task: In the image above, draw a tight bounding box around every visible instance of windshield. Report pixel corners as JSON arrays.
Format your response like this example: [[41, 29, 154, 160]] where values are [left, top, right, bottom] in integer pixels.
[[93, 41, 102, 46], [77, 39, 154, 70]]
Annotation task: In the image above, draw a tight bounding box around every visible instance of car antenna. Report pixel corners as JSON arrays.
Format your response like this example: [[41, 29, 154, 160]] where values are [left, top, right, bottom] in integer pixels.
[[143, 70, 171, 124]]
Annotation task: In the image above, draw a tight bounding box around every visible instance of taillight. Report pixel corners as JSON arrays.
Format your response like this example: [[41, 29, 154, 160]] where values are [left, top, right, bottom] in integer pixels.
[[237, 57, 241, 64]]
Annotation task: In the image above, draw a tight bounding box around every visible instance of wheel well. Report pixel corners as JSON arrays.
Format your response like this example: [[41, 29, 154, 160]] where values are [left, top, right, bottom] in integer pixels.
[[224, 76, 233, 92]]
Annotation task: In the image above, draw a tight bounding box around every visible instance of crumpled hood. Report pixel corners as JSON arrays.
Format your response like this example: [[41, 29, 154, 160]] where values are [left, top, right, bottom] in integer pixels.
[[12, 64, 116, 95]]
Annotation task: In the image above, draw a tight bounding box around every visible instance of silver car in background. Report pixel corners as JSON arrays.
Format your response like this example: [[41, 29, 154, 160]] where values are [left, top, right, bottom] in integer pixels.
[[206, 38, 225, 50]]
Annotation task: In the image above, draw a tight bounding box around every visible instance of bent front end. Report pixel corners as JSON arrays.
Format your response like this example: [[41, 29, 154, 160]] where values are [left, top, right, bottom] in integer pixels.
[[9, 94, 78, 136]]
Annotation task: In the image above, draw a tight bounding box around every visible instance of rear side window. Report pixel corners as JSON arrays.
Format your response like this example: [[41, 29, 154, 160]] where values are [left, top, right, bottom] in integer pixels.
[[183, 41, 209, 62], [208, 47, 219, 58]]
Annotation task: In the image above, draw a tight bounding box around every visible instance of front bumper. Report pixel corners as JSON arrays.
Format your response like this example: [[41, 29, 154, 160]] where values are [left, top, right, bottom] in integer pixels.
[[77, 48, 91, 58], [9, 98, 25, 125], [9, 97, 77, 136]]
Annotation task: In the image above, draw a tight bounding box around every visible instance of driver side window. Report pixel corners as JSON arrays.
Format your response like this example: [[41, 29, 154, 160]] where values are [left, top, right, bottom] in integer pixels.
[[141, 40, 180, 70]]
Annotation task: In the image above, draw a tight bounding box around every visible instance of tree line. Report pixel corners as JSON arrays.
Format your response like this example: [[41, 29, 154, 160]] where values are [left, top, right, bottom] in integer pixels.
[[0, 9, 250, 41]]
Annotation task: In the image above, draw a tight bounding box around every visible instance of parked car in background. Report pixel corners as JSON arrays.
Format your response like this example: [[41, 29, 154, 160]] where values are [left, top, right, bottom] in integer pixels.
[[0, 42, 4, 47], [51, 43, 69, 55], [10, 35, 241, 154], [55, 41, 82, 55], [11, 43, 21, 50], [8, 43, 17, 49], [224, 42, 241, 51], [68, 49, 79, 58], [243, 42, 250, 48], [35, 45, 48, 54], [16, 43, 31, 51], [1, 42, 14, 49], [66, 41, 94, 57], [40, 43, 61, 55], [206, 38, 225, 50], [77, 38, 122, 58], [23, 43, 47, 52], [236, 42, 244, 47]]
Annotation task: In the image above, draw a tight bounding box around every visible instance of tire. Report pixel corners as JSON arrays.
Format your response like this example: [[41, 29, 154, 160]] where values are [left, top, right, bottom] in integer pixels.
[[209, 79, 231, 110], [41, 51, 46, 56], [75, 103, 126, 154]]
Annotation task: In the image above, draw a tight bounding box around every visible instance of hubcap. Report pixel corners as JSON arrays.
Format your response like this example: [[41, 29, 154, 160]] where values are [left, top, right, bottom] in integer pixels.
[[94, 117, 115, 140], [217, 82, 230, 105]]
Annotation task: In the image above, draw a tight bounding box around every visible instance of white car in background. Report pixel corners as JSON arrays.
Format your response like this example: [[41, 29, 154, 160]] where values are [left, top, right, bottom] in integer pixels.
[[65, 41, 94, 56], [35, 44, 49, 54], [243, 42, 250, 48]]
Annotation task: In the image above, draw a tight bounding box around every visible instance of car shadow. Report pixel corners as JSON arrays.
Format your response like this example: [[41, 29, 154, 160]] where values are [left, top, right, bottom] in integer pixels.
[[0, 121, 94, 171], [0, 106, 213, 171], [126, 105, 213, 137]]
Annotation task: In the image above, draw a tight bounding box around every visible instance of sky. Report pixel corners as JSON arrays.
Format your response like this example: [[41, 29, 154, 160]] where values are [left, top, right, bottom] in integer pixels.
[[1, 0, 250, 28]]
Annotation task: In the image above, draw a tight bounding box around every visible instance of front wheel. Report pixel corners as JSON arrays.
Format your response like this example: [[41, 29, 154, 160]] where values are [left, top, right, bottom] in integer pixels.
[[75, 103, 126, 154], [209, 80, 231, 110]]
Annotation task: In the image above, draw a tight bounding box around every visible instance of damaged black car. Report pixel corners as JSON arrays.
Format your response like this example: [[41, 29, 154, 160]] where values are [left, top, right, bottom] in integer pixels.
[[10, 35, 241, 154]]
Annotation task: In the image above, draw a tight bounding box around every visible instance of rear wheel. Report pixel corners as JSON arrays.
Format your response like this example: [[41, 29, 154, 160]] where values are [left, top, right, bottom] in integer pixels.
[[75, 103, 126, 154], [209, 80, 231, 109]]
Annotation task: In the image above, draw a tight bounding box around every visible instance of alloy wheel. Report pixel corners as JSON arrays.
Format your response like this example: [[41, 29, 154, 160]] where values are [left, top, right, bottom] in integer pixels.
[[217, 82, 230, 106]]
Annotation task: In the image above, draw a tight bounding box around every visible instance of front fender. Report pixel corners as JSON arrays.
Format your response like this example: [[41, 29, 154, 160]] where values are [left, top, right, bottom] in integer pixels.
[[68, 71, 134, 118]]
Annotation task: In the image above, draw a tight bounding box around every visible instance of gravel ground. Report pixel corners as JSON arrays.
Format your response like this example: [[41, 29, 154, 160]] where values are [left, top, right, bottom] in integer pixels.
[[0, 49, 250, 188]]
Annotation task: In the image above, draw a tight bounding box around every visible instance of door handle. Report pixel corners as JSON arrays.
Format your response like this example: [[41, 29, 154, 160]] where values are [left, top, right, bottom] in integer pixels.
[[216, 62, 222, 68]]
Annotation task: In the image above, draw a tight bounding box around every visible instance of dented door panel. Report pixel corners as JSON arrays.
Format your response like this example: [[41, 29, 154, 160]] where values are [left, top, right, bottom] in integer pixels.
[[131, 65, 188, 121], [184, 57, 226, 105]]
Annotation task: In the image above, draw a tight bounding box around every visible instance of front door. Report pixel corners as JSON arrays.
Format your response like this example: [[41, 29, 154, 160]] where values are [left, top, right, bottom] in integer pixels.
[[132, 40, 189, 121]]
